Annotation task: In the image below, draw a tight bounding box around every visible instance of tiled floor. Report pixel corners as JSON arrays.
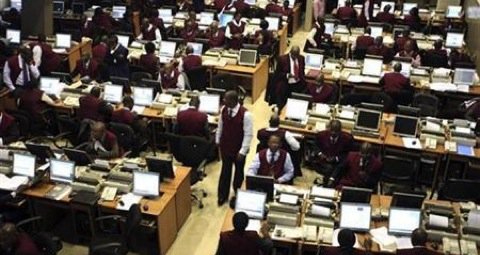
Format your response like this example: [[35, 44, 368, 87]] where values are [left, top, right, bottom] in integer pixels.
[[59, 30, 314, 255]]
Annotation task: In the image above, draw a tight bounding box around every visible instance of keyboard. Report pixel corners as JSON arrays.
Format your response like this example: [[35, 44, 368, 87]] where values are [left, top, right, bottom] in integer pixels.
[[102, 180, 132, 193], [108, 171, 133, 182], [71, 182, 100, 193], [351, 129, 380, 138], [280, 119, 306, 128]]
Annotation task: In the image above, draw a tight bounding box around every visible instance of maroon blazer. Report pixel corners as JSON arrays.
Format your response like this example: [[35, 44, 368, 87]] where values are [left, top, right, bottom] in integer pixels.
[[182, 54, 202, 72], [218, 230, 264, 255], [177, 108, 208, 137], [92, 43, 109, 62], [307, 84, 334, 103], [227, 21, 246, 50], [30, 42, 62, 74], [336, 6, 357, 21], [14, 232, 41, 255], [160, 69, 180, 90], [256, 128, 287, 151], [403, 15, 420, 31], [337, 152, 383, 189], [233, 1, 250, 13], [19, 88, 46, 121], [277, 54, 306, 82], [394, 37, 418, 53], [316, 130, 353, 163], [93, 13, 113, 32], [356, 35, 375, 49], [139, 53, 159, 75], [380, 72, 410, 93], [208, 30, 226, 48], [265, 3, 283, 13], [111, 108, 135, 125], [376, 11, 395, 24], [219, 106, 246, 157], [397, 247, 443, 255], [140, 25, 158, 41], [0, 112, 19, 144], [73, 59, 100, 80], [181, 24, 199, 43], [78, 94, 104, 121], [367, 45, 391, 61], [257, 149, 288, 179], [6, 55, 21, 86]]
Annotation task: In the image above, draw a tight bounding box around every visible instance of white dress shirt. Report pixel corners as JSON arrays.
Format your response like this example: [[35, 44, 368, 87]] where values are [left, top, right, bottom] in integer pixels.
[[288, 55, 300, 84], [306, 22, 320, 47], [32, 45, 43, 67], [3, 56, 41, 90], [364, 0, 370, 20], [157, 70, 185, 90], [225, 20, 247, 39], [0, 113, 3, 145], [136, 24, 162, 43], [215, 103, 253, 156], [248, 148, 294, 183], [265, 127, 300, 151]]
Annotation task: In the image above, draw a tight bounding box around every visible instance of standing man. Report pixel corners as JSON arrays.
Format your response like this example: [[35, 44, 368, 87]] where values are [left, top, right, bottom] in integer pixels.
[[216, 91, 253, 206], [3, 47, 40, 94], [30, 34, 62, 75], [276, 46, 306, 109], [105, 35, 129, 79]]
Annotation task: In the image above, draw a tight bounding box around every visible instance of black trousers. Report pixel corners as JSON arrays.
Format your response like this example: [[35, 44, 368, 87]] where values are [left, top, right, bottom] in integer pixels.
[[217, 154, 245, 201]]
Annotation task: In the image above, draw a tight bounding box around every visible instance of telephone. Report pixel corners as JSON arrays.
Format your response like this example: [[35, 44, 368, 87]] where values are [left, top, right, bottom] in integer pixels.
[[318, 227, 334, 244], [425, 137, 437, 149], [340, 70, 351, 80], [460, 201, 477, 212], [460, 239, 478, 255], [445, 141, 457, 152], [443, 237, 460, 254], [101, 187, 117, 201]]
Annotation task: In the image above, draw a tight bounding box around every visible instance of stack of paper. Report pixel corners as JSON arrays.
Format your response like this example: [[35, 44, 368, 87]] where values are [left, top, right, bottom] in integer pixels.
[[116, 193, 142, 211], [370, 227, 397, 252], [311, 205, 331, 217], [0, 174, 28, 191]]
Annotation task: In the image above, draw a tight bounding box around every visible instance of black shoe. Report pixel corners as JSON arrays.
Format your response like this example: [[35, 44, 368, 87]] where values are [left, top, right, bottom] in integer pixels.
[[229, 196, 236, 209], [218, 198, 227, 206]]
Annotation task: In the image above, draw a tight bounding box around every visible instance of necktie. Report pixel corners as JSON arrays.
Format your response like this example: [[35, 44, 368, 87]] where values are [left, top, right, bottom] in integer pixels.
[[228, 108, 233, 118], [293, 59, 299, 78], [22, 60, 30, 85], [269, 151, 276, 176]]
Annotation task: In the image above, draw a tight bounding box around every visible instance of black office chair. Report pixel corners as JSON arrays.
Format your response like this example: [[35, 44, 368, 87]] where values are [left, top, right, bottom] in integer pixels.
[[109, 122, 147, 158], [463, 162, 480, 180], [16, 216, 63, 255], [423, 52, 449, 68], [186, 66, 208, 91], [380, 155, 418, 194], [211, 73, 235, 90], [353, 48, 368, 60], [89, 204, 142, 255], [412, 93, 439, 117], [130, 72, 152, 84], [438, 179, 480, 202], [6, 109, 30, 139]]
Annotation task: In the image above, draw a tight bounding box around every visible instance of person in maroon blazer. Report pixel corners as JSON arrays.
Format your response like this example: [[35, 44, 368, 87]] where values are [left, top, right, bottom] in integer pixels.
[[404, 7, 422, 32], [265, 0, 283, 13], [137, 18, 162, 42], [216, 212, 272, 255], [450, 46, 472, 68], [366, 36, 392, 63], [226, 11, 247, 50], [92, 7, 114, 33], [30, 34, 62, 75], [176, 96, 209, 138], [331, 142, 382, 189], [254, 20, 274, 55], [18, 79, 62, 124], [86, 121, 121, 159], [427, 40, 448, 57], [233, 0, 250, 14], [206, 21, 226, 48], [336, 0, 357, 24], [78, 87, 105, 121], [81, 16, 94, 38], [0, 111, 19, 145], [307, 74, 335, 103], [111, 96, 136, 125], [425, 40, 449, 67], [181, 18, 200, 43], [375, 4, 395, 24], [72, 53, 100, 81], [320, 228, 372, 255], [92, 36, 109, 63], [275, 46, 306, 109], [0, 223, 41, 255], [180, 45, 202, 72], [353, 27, 374, 58], [139, 42, 159, 76], [149, 9, 166, 38], [380, 63, 411, 94], [396, 40, 421, 67], [158, 63, 186, 90], [397, 228, 442, 255], [394, 29, 418, 53]]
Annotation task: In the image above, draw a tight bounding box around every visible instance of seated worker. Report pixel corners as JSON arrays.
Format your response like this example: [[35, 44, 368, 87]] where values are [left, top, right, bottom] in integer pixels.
[[257, 115, 300, 152], [375, 3, 395, 24], [265, 0, 283, 13], [78, 87, 106, 121], [254, 20, 274, 55], [396, 40, 421, 67], [306, 16, 330, 49], [450, 45, 473, 68], [380, 63, 413, 105], [233, 0, 250, 14], [176, 96, 209, 138], [181, 18, 200, 43], [139, 42, 159, 76], [404, 7, 422, 32], [352, 27, 374, 58], [111, 96, 136, 125], [148, 9, 167, 39], [206, 21, 226, 48], [424, 40, 448, 67], [30, 34, 62, 75], [216, 212, 272, 255], [0, 223, 41, 255], [158, 63, 185, 90], [226, 11, 247, 50], [72, 53, 100, 81], [394, 28, 417, 53], [367, 36, 392, 63], [0, 111, 19, 145], [248, 134, 294, 184], [179, 45, 202, 72], [136, 18, 162, 42], [397, 228, 441, 255], [336, 0, 357, 25], [86, 121, 121, 159], [330, 142, 383, 189], [307, 74, 335, 104], [320, 228, 372, 255], [92, 7, 114, 33], [18, 79, 62, 123]]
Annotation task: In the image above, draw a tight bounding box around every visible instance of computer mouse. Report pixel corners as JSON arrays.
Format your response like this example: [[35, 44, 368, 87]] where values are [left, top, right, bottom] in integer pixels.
[[412, 140, 417, 145], [143, 204, 149, 211], [118, 200, 125, 206], [307, 126, 312, 130]]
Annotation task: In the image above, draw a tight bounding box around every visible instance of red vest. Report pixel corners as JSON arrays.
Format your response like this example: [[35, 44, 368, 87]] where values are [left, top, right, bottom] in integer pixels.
[[382, 72, 409, 93], [102, 131, 118, 152], [0, 112, 15, 135], [376, 12, 395, 24], [182, 55, 202, 72], [19, 89, 46, 119], [181, 25, 198, 42], [111, 109, 135, 125], [74, 59, 99, 79], [338, 152, 383, 188], [219, 106, 246, 157], [208, 30, 226, 48], [30, 42, 62, 74], [177, 108, 208, 137], [141, 25, 158, 41], [316, 130, 353, 159], [7, 55, 21, 86], [227, 21, 246, 49], [265, 3, 283, 13], [356, 35, 374, 49], [78, 95, 103, 121], [92, 43, 108, 62], [257, 149, 287, 179], [139, 53, 159, 75], [307, 84, 334, 103], [219, 230, 263, 255], [161, 70, 180, 89]]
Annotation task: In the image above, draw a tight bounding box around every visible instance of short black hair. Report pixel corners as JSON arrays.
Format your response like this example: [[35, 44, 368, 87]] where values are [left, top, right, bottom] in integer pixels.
[[269, 116, 280, 127], [338, 229, 356, 248], [411, 228, 428, 246], [91, 86, 101, 97], [122, 96, 134, 109], [260, 20, 269, 30], [145, 42, 156, 54], [232, 212, 249, 232]]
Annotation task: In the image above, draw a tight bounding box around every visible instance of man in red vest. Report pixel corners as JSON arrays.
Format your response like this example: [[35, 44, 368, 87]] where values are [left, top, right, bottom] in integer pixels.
[[176, 96, 209, 138], [375, 4, 395, 25], [111, 96, 136, 125], [78, 87, 106, 121], [137, 18, 162, 42], [92, 36, 109, 62], [30, 34, 62, 75], [3, 47, 40, 93], [139, 42, 160, 76], [0, 111, 19, 145], [86, 121, 120, 159], [158, 63, 185, 90], [72, 53, 100, 81], [216, 91, 253, 206], [307, 74, 335, 104], [225, 11, 247, 50], [380, 63, 413, 106], [179, 45, 202, 72], [206, 21, 226, 48], [248, 134, 294, 184], [397, 228, 441, 255], [367, 36, 392, 63]]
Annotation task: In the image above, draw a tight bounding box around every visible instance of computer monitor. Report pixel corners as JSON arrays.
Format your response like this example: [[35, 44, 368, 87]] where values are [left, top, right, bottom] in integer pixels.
[[199, 94, 220, 114], [392, 58, 412, 78], [246, 175, 274, 202], [72, 2, 85, 14], [55, 33, 71, 48], [341, 186, 372, 204], [10, 0, 21, 10], [291, 93, 313, 103], [103, 84, 124, 103], [362, 58, 383, 76], [288, 0, 295, 8], [354, 109, 381, 132], [13, 153, 36, 178], [140, 79, 162, 94], [337, 0, 346, 7], [391, 192, 425, 209], [159, 41, 177, 57], [50, 159, 75, 184], [116, 34, 130, 48], [110, 76, 129, 87], [370, 25, 384, 38], [146, 157, 175, 181], [244, 0, 256, 5], [133, 171, 160, 197], [305, 53, 324, 70], [206, 88, 226, 100], [453, 68, 476, 86], [388, 207, 421, 235], [132, 86, 154, 106], [238, 49, 257, 67], [199, 12, 215, 24], [235, 190, 267, 219], [219, 13, 234, 27], [40, 77, 63, 97], [397, 105, 420, 117], [393, 115, 419, 137], [393, 25, 409, 38], [265, 16, 280, 30], [53, 1, 65, 15], [285, 98, 309, 121], [380, 1, 395, 13], [340, 203, 372, 231], [64, 148, 92, 166], [358, 103, 384, 113], [187, 42, 204, 56], [158, 8, 173, 18], [25, 143, 53, 162], [403, 3, 418, 14], [324, 22, 335, 36], [445, 32, 464, 48], [112, 5, 127, 19], [446, 5, 462, 18], [6, 29, 21, 44]]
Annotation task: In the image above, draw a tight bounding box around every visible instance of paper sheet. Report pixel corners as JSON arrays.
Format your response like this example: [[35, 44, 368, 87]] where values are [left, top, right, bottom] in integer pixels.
[[132, 105, 145, 114], [279, 193, 298, 205], [312, 205, 331, 217], [467, 210, 480, 228], [315, 104, 330, 115], [311, 186, 336, 199], [116, 193, 142, 211], [396, 237, 413, 249], [402, 137, 422, 149], [0, 174, 28, 191], [429, 214, 449, 228], [246, 219, 261, 232], [370, 227, 397, 252]]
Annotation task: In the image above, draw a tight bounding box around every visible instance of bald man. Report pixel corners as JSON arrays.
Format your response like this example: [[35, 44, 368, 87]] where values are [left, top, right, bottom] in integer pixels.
[[86, 122, 120, 159], [276, 46, 306, 109], [158, 63, 185, 90], [307, 74, 335, 103]]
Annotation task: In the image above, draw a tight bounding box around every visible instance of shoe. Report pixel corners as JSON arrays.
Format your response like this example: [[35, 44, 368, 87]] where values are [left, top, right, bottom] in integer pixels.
[[218, 198, 226, 206], [229, 196, 236, 209]]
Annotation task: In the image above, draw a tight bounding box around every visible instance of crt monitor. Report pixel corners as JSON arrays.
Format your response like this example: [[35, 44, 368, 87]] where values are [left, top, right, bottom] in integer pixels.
[[355, 109, 381, 132], [285, 98, 309, 121], [393, 115, 419, 137], [53, 1, 65, 14], [403, 3, 418, 14], [370, 26, 383, 38], [445, 32, 464, 48], [25, 143, 53, 162], [219, 13, 234, 27], [199, 94, 220, 114], [446, 6, 462, 18], [235, 190, 267, 219], [116, 34, 130, 48], [146, 157, 175, 181], [10, 0, 21, 10], [133, 171, 160, 197], [6, 29, 21, 44], [453, 68, 476, 86], [238, 49, 257, 67], [50, 159, 75, 184], [112, 5, 127, 19], [341, 186, 372, 204], [340, 203, 372, 231], [159, 41, 177, 57], [391, 192, 425, 209], [13, 153, 36, 178], [388, 207, 421, 235], [72, 2, 85, 14], [246, 175, 274, 202], [132, 86, 154, 106], [55, 33, 71, 48], [40, 77, 63, 97], [305, 53, 324, 70], [265, 16, 280, 30], [362, 58, 383, 76], [187, 42, 204, 56], [103, 84, 124, 103], [64, 148, 92, 166], [381, 1, 395, 13]]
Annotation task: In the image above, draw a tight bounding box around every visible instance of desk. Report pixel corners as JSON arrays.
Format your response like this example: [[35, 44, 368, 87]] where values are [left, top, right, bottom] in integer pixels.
[[160, 166, 192, 230]]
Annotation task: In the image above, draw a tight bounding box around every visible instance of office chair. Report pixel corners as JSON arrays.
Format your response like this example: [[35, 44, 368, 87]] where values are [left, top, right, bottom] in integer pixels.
[[130, 72, 152, 84], [89, 204, 142, 255], [6, 109, 30, 139], [186, 66, 208, 91], [211, 73, 246, 104], [438, 179, 480, 202], [327, 84, 339, 104], [423, 52, 449, 68], [109, 122, 148, 158], [56, 115, 83, 147], [16, 216, 63, 255], [412, 93, 439, 117], [463, 162, 480, 180], [379, 155, 419, 194]]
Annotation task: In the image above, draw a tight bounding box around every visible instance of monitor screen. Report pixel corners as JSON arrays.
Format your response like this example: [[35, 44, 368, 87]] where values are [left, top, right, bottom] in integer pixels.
[[341, 186, 372, 203], [103, 84, 123, 103], [355, 109, 381, 131], [265, 16, 280, 30], [40, 77, 63, 96], [446, 5, 462, 18], [55, 33, 71, 48], [6, 29, 21, 44], [381, 1, 395, 13], [305, 53, 324, 70], [340, 203, 372, 231], [112, 5, 127, 19], [50, 159, 75, 184], [158, 8, 173, 18], [10, 0, 21, 10], [116, 34, 130, 48], [393, 115, 419, 137], [187, 42, 204, 56], [337, 0, 346, 7], [246, 175, 274, 202], [245, 0, 256, 5], [199, 12, 215, 24], [454, 68, 476, 85], [133, 171, 160, 197], [199, 94, 220, 114], [235, 190, 267, 219], [445, 32, 463, 48], [239, 49, 257, 66], [53, 1, 64, 14], [13, 154, 36, 178], [132, 86, 154, 106], [391, 192, 425, 209], [159, 41, 177, 57], [362, 58, 383, 76], [219, 13, 234, 27], [370, 26, 383, 38], [72, 2, 85, 14], [403, 3, 418, 14], [285, 98, 309, 121], [325, 22, 335, 35], [388, 207, 421, 235]]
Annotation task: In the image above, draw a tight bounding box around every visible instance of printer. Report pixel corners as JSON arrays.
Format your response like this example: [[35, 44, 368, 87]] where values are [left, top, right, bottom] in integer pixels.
[[422, 201, 459, 242], [420, 117, 447, 145], [308, 103, 333, 127], [267, 186, 306, 227], [449, 119, 477, 147], [334, 105, 356, 130], [431, 68, 452, 83]]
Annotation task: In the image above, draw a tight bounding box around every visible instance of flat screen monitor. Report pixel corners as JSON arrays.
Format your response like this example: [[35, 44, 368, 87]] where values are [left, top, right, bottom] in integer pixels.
[[6, 29, 21, 44], [392, 60, 412, 78], [453, 68, 476, 86], [72, 2, 85, 14], [53, 1, 65, 15], [380, 1, 395, 13], [116, 34, 130, 48], [112, 5, 127, 19], [341, 186, 372, 203], [50, 159, 75, 184], [159, 41, 177, 57], [10, 0, 21, 10], [158, 8, 173, 18], [103, 84, 123, 103], [355, 109, 381, 132], [337, 0, 346, 8], [285, 98, 309, 121], [146, 157, 175, 180], [187, 42, 204, 56], [370, 26, 384, 38], [199, 12, 215, 24], [305, 53, 324, 70], [219, 13, 234, 27], [446, 5, 462, 18], [238, 49, 257, 67], [40, 77, 63, 97], [340, 203, 372, 231], [325, 22, 335, 35], [445, 32, 463, 48], [132, 86, 154, 106], [133, 171, 160, 197], [235, 190, 267, 219], [391, 192, 425, 209], [362, 58, 383, 76], [55, 33, 71, 48], [199, 94, 220, 114], [13, 153, 36, 178], [388, 207, 421, 235], [393, 115, 419, 137], [403, 3, 418, 15], [265, 16, 280, 30], [64, 148, 92, 166], [246, 175, 274, 202]]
